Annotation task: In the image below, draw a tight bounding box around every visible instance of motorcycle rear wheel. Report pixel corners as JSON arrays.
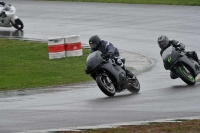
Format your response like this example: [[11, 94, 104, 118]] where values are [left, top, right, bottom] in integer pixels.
[[10, 18, 24, 30], [127, 77, 140, 93], [175, 64, 196, 85], [96, 76, 116, 97]]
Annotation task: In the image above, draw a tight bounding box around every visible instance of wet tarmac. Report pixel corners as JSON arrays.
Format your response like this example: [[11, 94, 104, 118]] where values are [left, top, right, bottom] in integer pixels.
[[0, 0, 200, 133]]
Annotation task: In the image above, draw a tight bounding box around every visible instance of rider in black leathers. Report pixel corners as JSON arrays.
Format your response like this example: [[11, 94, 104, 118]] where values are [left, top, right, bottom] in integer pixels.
[[158, 35, 200, 79], [89, 35, 133, 78]]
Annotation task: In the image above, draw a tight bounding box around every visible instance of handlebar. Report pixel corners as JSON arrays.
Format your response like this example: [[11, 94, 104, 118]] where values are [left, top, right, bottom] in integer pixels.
[[101, 56, 109, 61]]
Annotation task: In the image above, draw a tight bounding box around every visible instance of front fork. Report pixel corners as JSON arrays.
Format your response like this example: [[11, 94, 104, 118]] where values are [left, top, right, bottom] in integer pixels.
[[173, 63, 194, 80], [9, 15, 18, 24], [174, 63, 190, 74], [99, 72, 112, 84]]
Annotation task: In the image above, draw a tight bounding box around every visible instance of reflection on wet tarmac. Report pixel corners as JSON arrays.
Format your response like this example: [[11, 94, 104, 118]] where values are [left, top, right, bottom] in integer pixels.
[[0, 29, 24, 38], [0, 81, 96, 98]]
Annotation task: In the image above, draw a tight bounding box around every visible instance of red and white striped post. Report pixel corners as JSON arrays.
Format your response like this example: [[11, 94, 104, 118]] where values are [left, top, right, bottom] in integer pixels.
[[64, 35, 83, 57], [48, 37, 66, 59]]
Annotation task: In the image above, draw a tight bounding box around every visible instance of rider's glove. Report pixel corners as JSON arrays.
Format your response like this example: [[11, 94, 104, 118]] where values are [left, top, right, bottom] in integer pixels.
[[105, 52, 113, 59], [179, 43, 185, 50]]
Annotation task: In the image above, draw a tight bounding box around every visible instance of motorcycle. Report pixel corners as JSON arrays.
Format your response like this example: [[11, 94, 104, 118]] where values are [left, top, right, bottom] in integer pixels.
[[162, 46, 200, 85], [85, 51, 140, 97], [0, 4, 24, 30]]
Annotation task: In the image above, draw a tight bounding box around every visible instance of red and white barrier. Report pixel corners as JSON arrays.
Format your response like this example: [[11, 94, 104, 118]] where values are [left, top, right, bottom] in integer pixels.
[[48, 37, 66, 59], [64, 35, 83, 57]]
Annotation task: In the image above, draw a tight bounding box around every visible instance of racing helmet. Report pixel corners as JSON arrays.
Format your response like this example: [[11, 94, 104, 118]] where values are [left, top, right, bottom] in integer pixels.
[[89, 35, 101, 49], [157, 35, 169, 49]]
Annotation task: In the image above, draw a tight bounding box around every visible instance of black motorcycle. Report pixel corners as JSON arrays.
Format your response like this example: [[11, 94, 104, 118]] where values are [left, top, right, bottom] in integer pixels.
[[162, 46, 200, 85], [85, 51, 140, 97]]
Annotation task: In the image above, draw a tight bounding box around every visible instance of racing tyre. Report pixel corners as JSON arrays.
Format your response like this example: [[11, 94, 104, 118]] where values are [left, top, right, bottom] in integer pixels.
[[96, 76, 116, 97], [175, 64, 196, 85], [127, 76, 140, 93], [11, 18, 24, 30]]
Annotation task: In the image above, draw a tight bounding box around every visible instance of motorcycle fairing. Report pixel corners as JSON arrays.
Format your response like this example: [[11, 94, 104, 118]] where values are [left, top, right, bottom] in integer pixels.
[[162, 46, 182, 70], [86, 51, 104, 73], [177, 56, 200, 77], [0, 5, 17, 27], [0, 19, 11, 27], [100, 62, 128, 91], [162, 46, 200, 77], [85, 50, 128, 89], [101, 60, 127, 83]]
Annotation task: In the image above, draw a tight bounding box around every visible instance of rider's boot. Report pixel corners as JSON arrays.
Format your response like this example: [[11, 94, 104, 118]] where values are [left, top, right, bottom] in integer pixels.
[[116, 57, 133, 78], [195, 60, 200, 82], [170, 71, 178, 79], [198, 60, 200, 65], [122, 66, 133, 78], [195, 73, 200, 82]]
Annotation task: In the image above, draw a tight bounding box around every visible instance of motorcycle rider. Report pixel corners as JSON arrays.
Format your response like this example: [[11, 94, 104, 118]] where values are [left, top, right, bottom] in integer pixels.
[[0, 1, 5, 17], [89, 35, 134, 78], [157, 35, 200, 81], [0, 1, 11, 18]]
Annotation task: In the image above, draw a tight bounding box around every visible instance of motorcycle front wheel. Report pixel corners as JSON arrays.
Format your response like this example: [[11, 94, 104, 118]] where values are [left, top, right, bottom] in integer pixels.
[[10, 18, 24, 30], [96, 76, 116, 97], [127, 77, 140, 93], [175, 64, 196, 85]]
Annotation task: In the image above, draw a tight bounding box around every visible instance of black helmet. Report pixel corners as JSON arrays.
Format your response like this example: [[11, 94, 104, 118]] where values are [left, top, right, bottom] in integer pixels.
[[89, 35, 101, 49], [157, 35, 169, 49]]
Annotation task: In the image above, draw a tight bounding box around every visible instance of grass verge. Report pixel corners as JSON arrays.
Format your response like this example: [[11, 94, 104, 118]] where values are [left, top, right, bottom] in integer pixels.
[[51, 119, 200, 133], [0, 38, 92, 91], [44, 0, 200, 6]]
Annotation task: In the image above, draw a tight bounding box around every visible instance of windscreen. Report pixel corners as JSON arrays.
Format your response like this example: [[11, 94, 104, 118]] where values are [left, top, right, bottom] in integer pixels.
[[86, 51, 104, 69], [162, 46, 173, 61]]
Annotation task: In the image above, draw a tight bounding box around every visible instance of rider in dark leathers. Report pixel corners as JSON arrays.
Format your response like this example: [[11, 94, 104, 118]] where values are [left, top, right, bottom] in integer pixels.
[[89, 35, 133, 78], [158, 35, 200, 79]]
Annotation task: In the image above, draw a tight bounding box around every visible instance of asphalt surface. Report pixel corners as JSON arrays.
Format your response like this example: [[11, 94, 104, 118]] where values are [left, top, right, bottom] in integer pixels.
[[0, 0, 200, 133]]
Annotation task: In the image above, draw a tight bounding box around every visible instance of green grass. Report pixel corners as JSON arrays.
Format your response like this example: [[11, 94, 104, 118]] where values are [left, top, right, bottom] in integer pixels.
[[0, 38, 92, 91], [51, 119, 200, 133], [44, 0, 200, 6]]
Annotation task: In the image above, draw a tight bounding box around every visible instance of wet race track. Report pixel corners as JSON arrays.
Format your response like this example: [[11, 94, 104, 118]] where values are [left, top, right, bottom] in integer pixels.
[[1, 0, 200, 133]]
